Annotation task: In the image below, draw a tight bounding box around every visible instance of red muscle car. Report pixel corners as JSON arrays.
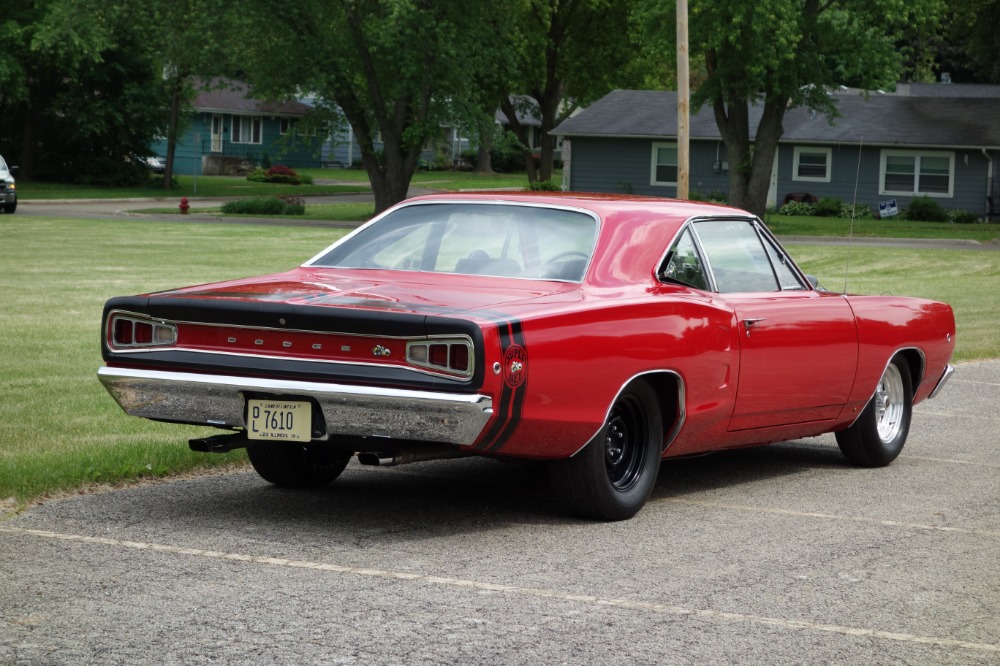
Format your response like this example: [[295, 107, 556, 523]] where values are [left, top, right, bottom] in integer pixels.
[[98, 193, 955, 520]]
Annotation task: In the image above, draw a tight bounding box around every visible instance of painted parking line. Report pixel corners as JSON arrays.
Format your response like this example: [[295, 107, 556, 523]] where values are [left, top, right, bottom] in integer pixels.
[[901, 454, 1000, 469], [656, 498, 1000, 538], [916, 408, 1000, 420], [2, 525, 997, 655]]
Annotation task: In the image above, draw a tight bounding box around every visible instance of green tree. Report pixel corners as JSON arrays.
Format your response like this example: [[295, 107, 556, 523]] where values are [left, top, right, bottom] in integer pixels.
[[937, 1, 1000, 83], [503, 0, 642, 183], [637, 0, 945, 216], [0, 1, 168, 181], [146, 0, 240, 187], [245, 0, 513, 213]]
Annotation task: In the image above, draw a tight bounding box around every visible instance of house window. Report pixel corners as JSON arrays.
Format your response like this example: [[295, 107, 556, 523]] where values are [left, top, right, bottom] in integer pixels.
[[279, 118, 292, 135], [880, 150, 953, 197], [651, 142, 678, 186], [792, 146, 831, 182], [232, 116, 262, 144]]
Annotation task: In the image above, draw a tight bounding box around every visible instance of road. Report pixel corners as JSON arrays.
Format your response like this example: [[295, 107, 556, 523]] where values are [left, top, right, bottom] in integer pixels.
[[2, 361, 998, 664]]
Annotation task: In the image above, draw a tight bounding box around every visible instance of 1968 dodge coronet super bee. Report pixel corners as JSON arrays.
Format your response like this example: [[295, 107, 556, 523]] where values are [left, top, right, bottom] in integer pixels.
[[99, 193, 955, 520]]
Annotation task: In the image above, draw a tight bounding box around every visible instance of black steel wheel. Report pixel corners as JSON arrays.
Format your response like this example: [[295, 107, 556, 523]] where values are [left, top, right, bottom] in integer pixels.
[[836, 356, 913, 467], [246, 442, 351, 488], [550, 380, 663, 521]]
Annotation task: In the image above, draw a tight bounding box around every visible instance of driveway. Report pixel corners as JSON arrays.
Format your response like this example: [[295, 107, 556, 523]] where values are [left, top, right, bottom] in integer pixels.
[[2, 361, 998, 664]]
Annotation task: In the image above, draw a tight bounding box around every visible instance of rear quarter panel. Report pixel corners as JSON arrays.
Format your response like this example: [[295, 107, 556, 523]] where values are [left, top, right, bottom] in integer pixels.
[[473, 289, 740, 460], [838, 296, 955, 424]]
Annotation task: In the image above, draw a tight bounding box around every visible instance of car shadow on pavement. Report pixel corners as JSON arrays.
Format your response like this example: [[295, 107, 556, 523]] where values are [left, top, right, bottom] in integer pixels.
[[12, 439, 854, 546], [92, 440, 848, 537]]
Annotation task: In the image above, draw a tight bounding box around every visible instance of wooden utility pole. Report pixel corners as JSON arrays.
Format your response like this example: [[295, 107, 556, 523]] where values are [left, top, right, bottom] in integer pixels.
[[676, 0, 690, 200]]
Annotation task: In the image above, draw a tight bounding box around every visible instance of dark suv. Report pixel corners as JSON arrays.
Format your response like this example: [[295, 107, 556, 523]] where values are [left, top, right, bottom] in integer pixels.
[[1, 154, 17, 214]]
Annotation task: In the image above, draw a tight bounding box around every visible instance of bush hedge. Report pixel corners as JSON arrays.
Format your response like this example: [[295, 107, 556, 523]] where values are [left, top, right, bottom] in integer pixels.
[[221, 196, 305, 216], [904, 196, 947, 222], [245, 164, 312, 185]]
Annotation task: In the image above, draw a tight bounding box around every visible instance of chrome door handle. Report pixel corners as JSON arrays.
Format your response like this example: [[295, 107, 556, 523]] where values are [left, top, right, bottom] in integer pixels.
[[743, 318, 766, 337]]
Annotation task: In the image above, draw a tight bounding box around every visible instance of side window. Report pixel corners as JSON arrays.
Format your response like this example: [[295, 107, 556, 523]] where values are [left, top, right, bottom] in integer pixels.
[[761, 234, 806, 290], [659, 228, 708, 290], [694, 220, 780, 293]]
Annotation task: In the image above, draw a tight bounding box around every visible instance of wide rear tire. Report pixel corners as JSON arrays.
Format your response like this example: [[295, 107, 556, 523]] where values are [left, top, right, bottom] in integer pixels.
[[246, 442, 351, 488], [550, 381, 662, 521], [836, 357, 913, 467]]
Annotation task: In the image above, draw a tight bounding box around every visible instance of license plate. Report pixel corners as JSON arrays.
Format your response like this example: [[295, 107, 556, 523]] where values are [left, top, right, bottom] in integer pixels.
[[247, 399, 312, 442]]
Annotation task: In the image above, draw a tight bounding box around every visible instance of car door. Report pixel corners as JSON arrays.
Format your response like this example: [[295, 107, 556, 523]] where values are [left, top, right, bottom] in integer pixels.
[[691, 218, 859, 431]]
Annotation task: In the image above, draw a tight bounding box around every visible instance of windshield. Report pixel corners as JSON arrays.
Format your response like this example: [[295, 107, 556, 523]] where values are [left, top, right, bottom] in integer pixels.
[[0, 156, 7, 172], [309, 203, 599, 282]]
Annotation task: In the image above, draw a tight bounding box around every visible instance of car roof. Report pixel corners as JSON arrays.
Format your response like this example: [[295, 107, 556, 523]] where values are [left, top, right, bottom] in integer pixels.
[[402, 191, 749, 221]]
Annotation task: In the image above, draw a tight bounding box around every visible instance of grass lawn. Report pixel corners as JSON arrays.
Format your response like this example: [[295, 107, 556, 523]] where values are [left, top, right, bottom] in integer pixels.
[[298, 167, 552, 191], [765, 214, 1000, 243], [18, 174, 369, 200], [17, 168, 549, 202], [0, 217, 350, 511], [1, 216, 996, 510]]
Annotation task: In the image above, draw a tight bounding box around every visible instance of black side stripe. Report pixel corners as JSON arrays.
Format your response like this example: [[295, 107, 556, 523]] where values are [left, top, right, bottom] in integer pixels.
[[475, 318, 527, 452]]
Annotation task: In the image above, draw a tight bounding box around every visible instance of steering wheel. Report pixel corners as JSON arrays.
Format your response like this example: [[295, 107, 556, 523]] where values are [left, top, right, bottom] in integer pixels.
[[545, 251, 588, 264]]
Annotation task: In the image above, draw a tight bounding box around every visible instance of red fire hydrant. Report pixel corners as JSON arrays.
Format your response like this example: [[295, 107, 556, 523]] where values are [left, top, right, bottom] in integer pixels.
[[179, 197, 190, 214]]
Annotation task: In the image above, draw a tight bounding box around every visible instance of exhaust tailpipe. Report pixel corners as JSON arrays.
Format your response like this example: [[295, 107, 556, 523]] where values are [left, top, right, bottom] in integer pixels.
[[357, 446, 470, 467]]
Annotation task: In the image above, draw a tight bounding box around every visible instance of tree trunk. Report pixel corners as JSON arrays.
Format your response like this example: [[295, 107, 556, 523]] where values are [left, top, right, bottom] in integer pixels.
[[163, 77, 183, 188], [474, 114, 495, 173], [475, 141, 493, 173], [744, 97, 788, 218], [711, 92, 788, 218], [359, 130, 421, 215], [499, 97, 538, 182], [713, 96, 751, 211]]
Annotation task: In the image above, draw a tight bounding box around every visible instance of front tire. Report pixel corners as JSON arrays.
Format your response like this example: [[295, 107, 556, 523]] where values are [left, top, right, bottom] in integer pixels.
[[550, 381, 663, 521], [246, 442, 351, 488], [2, 200, 15, 214], [836, 357, 913, 467]]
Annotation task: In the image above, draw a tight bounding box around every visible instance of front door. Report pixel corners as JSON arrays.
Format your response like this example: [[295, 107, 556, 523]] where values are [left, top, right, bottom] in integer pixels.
[[692, 218, 858, 430], [211, 115, 223, 153], [726, 291, 858, 430]]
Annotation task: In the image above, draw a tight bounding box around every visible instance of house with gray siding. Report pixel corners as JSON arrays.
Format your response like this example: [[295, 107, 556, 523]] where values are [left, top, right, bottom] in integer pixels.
[[553, 86, 1000, 218], [153, 79, 323, 176]]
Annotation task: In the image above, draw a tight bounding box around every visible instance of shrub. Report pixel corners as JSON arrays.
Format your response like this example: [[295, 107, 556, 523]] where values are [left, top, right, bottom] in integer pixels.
[[839, 202, 875, 220], [778, 200, 814, 216], [246, 166, 267, 182], [241, 164, 310, 185], [947, 209, 981, 224], [221, 196, 304, 215], [904, 196, 947, 222], [527, 179, 560, 192], [490, 130, 528, 173], [148, 175, 179, 189], [814, 196, 842, 217]]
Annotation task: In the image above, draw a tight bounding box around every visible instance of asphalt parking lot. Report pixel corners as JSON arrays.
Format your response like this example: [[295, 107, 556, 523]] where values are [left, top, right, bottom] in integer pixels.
[[1, 360, 997, 665]]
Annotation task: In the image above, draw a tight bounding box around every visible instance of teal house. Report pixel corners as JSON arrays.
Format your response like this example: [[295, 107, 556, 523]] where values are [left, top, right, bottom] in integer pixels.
[[154, 78, 323, 176]]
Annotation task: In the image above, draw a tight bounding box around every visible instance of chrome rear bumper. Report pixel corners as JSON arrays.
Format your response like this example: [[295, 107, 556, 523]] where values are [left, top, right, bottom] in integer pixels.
[[98, 367, 494, 446]]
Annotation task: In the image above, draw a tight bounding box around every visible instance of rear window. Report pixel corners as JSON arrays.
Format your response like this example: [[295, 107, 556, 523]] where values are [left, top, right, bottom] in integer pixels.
[[309, 203, 599, 282]]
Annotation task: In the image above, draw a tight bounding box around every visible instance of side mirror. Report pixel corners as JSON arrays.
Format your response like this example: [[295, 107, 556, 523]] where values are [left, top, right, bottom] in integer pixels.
[[806, 274, 822, 290]]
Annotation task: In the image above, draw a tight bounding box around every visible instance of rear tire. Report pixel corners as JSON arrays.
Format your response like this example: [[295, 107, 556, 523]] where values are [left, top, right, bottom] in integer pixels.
[[246, 442, 351, 488], [550, 381, 662, 521], [836, 357, 913, 467]]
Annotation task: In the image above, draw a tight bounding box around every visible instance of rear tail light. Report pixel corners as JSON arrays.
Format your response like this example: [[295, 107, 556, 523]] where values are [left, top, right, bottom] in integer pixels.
[[406, 338, 473, 378], [108, 313, 177, 349]]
